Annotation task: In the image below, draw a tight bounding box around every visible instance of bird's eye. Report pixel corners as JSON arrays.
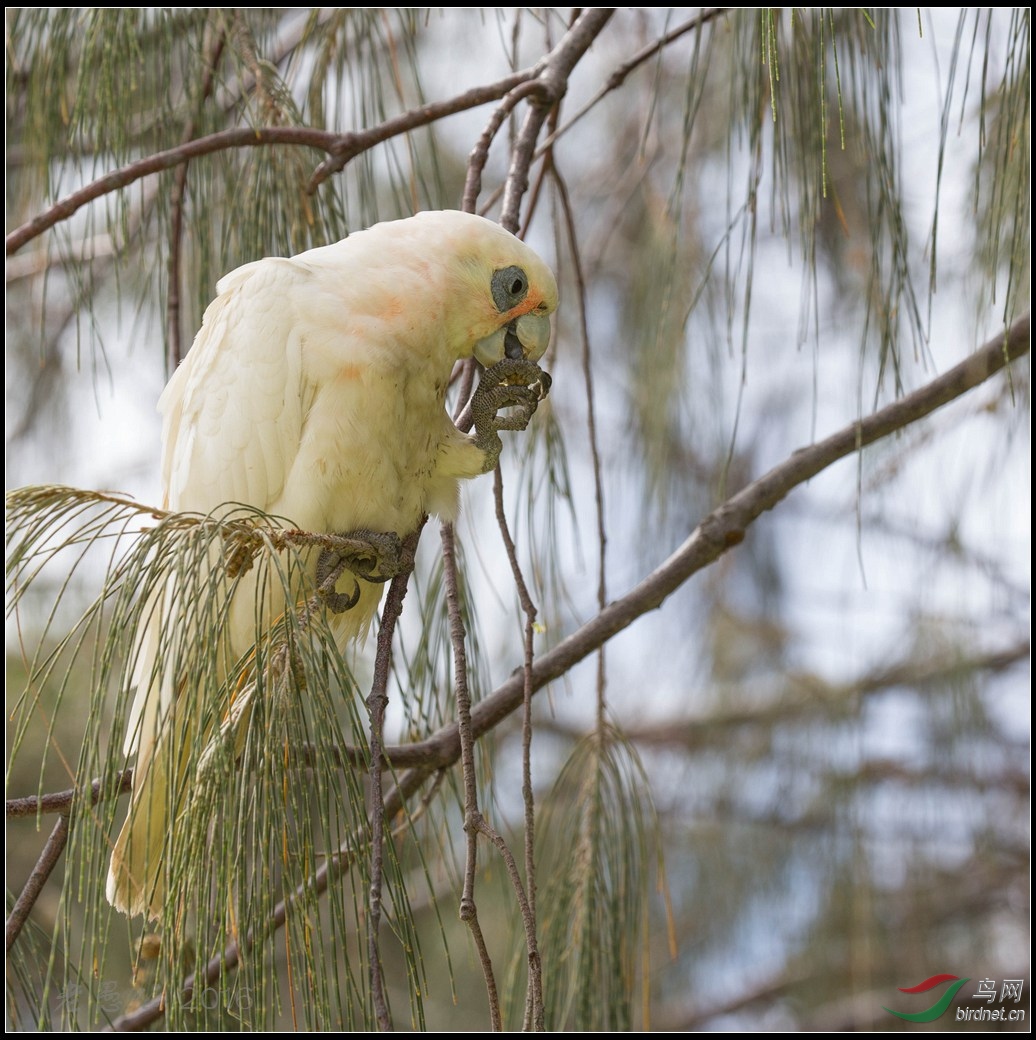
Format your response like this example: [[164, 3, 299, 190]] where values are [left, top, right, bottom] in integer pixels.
[[491, 266, 529, 312]]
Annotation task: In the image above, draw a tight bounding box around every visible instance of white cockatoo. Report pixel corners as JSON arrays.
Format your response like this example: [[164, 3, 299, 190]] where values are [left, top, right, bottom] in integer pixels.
[[106, 210, 558, 918]]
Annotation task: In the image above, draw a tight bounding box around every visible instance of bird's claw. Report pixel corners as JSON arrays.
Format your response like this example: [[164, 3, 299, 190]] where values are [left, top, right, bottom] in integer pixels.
[[471, 358, 552, 471], [316, 530, 407, 614]]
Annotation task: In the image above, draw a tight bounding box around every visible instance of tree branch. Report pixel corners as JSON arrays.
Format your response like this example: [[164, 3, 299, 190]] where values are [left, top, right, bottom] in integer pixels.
[[536, 639, 1031, 751], [384, 314, 1031, 769], [537, 8, 729, 155], [6, 129, 331, 256], [11, 309, 1026, 811], [499, 8, 615, 232], [20, 314, 1029, 1032], [6, 771, 134, 819], [6, 70, 541, 257], [112, 315, 1024, 1033], [303, 67, 541, 194], [462, 80, 544, 214], [5, 814, 70, 952]]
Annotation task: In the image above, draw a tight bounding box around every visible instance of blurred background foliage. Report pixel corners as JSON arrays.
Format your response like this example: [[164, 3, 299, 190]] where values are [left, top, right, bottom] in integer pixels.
[[6, 7, 1029, 1031]]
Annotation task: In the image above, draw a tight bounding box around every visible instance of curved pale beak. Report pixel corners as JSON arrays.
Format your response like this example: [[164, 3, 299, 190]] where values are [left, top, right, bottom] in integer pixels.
[[474, 311, 551, 367]]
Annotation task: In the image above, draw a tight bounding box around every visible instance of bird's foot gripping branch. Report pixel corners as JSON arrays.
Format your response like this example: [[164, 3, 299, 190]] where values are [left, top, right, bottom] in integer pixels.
[[471, 357, 553, 473], [315, 530, 410, 614]]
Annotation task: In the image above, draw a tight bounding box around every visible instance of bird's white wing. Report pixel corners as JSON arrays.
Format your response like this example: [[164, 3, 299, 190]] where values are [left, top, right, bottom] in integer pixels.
[[112, 258, 320, 916], [160, 257, 310, 515], [122, 257, 312, 754]]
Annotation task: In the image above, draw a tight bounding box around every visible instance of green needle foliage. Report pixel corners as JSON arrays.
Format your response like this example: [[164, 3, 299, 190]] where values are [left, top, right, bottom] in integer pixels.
[[531, 728, 658, 1032], [7, 487, 427, 1029]]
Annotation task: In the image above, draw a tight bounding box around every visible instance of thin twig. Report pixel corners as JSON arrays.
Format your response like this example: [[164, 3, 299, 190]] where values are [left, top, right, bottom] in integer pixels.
[[366, 525, 423, 1031], [553, 163, 617, 1029], [462, 80, 545, 214], [492, 470, 544, 1029], [551, 165, 608, 728], [474, 811, 542, 1025], [5, 814, 70, 952], [167, 21, 227, 369], [6, 128, 331, 256], [450, 59, 561, 1025], [6, 771, 134, 819], [516, 31, 563, 249], [440, 520, 503, 1030], [304, 69, 541, 192], [581, 640, 1032, 752]]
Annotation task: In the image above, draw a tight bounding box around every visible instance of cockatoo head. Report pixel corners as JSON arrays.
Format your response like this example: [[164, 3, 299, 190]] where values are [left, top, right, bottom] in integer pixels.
[[386, 210, 558, 367]]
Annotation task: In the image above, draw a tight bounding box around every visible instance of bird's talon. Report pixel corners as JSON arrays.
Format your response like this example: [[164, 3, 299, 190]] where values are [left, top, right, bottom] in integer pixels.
[[470, 358, 552, 469], [315, 530, 406, 612], [321, 576, 362, 614]]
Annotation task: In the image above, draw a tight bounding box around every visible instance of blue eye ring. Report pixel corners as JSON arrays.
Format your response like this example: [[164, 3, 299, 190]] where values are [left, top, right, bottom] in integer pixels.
[[491, 266, 528, 312]]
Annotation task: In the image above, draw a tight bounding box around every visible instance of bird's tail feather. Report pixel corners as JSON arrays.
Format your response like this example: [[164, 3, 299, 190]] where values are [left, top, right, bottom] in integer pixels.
[[106, 732, 175, 919], [107, 568, 382, 919]]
